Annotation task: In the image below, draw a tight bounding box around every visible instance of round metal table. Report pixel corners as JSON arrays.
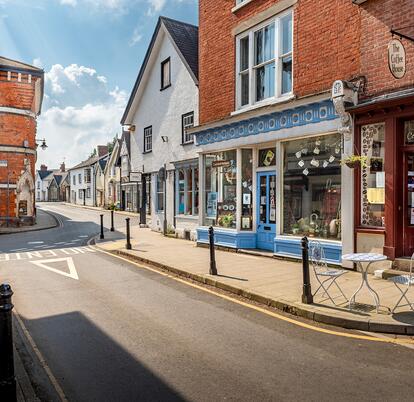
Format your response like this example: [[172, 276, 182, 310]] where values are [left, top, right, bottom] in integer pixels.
[[342, 253, 388, 313]]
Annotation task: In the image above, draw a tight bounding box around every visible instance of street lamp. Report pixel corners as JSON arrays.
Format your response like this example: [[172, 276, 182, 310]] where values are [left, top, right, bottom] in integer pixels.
[[35, 138, 48, 151]]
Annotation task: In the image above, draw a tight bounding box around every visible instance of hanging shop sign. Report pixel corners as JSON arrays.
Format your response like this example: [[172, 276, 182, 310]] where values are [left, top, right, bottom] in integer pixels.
[[129, 172, 142, 182], [212, 160, 231, 168], [388, 39, 406, 79]]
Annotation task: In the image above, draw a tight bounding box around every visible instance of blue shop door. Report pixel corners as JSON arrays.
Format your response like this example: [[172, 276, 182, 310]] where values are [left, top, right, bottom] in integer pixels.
[[256, 172, 276, 251]]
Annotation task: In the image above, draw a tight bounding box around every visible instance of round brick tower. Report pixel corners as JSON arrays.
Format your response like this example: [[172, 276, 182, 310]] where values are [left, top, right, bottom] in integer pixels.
[[0, 56, 44, 226]]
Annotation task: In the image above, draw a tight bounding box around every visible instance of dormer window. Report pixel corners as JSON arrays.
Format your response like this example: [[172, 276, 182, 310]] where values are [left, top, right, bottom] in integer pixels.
[[161, 57, 171, 90]]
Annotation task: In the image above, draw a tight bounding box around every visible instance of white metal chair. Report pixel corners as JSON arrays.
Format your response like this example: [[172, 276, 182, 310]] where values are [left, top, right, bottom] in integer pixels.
[[388, 252, 414, 313], [309, 241, 348, 305]]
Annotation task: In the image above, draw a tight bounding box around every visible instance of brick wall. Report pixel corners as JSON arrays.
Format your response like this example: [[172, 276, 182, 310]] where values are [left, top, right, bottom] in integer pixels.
[[0, 69, 38, 221], [359, 0, 414, 99], [199, 0, 361, 125]]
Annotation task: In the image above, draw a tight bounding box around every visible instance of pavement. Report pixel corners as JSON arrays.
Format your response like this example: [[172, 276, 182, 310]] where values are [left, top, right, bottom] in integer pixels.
[[2, 202, 414, 401], [95, 223, 414, 335], [0, 209, 58, 235]]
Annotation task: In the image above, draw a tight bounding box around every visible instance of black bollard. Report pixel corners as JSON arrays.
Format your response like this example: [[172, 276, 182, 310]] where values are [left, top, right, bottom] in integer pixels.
[[0, 284, 16, 402], [100, 214, 104, 239], [126, 218, 132, 250], [301, 236, 313, 304], [110, 210, 114, 232], [208, 226, 218, 275]]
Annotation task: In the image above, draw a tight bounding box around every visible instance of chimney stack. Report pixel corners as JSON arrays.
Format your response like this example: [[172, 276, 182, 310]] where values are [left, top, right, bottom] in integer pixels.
[[60, 162, 66, 172], [40, 164, 48, 171]]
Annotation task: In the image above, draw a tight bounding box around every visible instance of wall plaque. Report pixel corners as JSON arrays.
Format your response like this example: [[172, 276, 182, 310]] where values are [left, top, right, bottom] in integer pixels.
[[388, 39, 406, 79]]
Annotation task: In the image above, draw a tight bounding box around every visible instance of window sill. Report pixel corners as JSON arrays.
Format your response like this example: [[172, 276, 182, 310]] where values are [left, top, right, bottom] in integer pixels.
[[160, 84, 171, 92], [181, 141, 194, 146], [143, 150, 152, 154], [231, 93, 295, 117], [231, 0, 254, 13]]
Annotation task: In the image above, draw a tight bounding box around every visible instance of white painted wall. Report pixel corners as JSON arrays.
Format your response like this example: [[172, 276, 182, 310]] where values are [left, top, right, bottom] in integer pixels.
[[68, 166, 96, 207], [128, 28, 199, 232]]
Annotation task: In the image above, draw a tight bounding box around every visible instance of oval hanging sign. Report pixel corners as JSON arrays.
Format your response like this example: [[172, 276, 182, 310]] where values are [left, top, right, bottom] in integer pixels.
[[388, 39, 406, 79]]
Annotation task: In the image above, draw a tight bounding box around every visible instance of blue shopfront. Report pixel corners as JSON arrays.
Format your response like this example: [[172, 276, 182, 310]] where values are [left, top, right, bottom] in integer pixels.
[[194, 99, 345, 264]]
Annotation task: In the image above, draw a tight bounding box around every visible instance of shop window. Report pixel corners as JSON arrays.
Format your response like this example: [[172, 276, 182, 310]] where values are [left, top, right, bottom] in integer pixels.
[[204, 150, 237, 229], [283, 133, 342, 239], [241, 149, 253, 230], [404, 120, 414, 145], [360, 123, 385, 227], [236, 11, 293, 109], [258, 147, 276, 167], [176, 166, 199, 216], [157, 173, 164, 212]]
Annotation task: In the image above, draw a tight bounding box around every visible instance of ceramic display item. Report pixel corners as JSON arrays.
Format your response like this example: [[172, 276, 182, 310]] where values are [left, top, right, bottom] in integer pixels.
[[329, 219, 338, 236]]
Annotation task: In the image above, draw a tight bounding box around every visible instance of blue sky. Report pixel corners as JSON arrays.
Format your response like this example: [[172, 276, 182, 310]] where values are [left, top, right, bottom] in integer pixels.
[[0, 0, 198, 168]]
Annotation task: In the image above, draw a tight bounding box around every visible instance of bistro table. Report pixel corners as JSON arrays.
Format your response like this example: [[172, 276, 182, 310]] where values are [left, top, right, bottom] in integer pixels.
[[342, 253, 388, 313]]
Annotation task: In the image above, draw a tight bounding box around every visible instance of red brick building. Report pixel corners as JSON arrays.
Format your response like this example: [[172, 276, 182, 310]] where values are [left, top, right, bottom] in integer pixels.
[[192, 0, 363, 263], [0, 56, 44, 226], [348, 0, 414, 262]]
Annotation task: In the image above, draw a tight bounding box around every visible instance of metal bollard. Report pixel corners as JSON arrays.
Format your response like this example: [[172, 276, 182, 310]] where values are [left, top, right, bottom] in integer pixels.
[[0, 284, 16, 402], [301, 236, 313, 304], [126, 218, 132, 250], [209, 226, 218, 275], [110, 210, 115, 232], [100, 214, 104, 240]]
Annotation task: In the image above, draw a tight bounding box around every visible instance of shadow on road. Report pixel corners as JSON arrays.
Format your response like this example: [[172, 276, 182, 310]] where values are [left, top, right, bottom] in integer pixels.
[[18, 311, 186, 402]]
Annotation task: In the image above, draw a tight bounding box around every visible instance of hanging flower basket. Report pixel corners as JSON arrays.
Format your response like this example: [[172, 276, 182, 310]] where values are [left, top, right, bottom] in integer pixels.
[[341, 155, 368, 169]]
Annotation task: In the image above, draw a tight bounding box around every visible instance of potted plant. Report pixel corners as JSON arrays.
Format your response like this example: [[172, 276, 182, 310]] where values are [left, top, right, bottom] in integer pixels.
[[291, 223, 300, 235], [341, 155, 368, 169], [218, 213, 234, 228]]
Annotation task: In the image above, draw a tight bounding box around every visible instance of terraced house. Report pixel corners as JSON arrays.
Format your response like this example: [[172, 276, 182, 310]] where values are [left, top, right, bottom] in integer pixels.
[[191, 0, 362, 263]]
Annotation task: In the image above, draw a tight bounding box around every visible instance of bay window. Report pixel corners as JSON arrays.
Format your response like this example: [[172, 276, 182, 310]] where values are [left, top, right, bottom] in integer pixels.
[[236, 10, 293, 109]]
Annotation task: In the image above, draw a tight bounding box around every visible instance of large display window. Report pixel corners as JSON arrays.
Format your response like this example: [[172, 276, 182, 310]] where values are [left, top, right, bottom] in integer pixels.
[[241, 149, 253, 230], [204, 150, 237, 229], [283, 133, 342, 240], [360, 123, 385, 227]]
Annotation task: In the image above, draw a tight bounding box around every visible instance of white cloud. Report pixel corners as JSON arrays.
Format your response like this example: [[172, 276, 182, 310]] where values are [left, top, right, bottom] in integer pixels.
[[37, 63, 126, 169], [129, 27, 142, 47], [60, 0, 77, 6], [147, 0, 166, 14], [32, 58, 43, 68]]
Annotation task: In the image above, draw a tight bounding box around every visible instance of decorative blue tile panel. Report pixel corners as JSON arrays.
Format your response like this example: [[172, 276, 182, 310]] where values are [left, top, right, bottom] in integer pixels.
[[274, 236, 342, 265], [195, 100, 337, 146], [197, 228, 257, 249]]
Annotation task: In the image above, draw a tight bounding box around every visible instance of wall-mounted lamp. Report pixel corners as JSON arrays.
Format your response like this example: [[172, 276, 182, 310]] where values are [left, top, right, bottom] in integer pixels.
[[161, 136, 168, 143], [35, 138, 48, 151], [123, 125, 135, 132]]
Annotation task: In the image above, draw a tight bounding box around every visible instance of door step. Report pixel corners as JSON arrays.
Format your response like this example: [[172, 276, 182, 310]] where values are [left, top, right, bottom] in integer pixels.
[[392, 257, 412, 272]]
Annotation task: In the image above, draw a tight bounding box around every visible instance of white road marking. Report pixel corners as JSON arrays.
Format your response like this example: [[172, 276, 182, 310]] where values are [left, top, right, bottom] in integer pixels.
[[10, 248, 28, 252], [78, 235, 88, 238], [30, 257, 79, 280], [0, 246, 96, 262], [28, 241, 44, 245]]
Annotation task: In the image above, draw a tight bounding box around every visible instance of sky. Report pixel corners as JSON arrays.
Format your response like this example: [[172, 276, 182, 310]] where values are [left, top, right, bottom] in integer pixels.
[[0, 0, 198, 169]]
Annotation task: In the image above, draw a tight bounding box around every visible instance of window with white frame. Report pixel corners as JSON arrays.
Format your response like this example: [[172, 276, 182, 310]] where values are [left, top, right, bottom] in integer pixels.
[[144, 126, 152, 153], [236, 10, 292, 109], [84, 168, 91, 183], [157, 173, 164, 211], [182, 112, 194, 144], [73, 175, 76, 185], [86, 187, 91, 198], [79, 189, 83, 199]]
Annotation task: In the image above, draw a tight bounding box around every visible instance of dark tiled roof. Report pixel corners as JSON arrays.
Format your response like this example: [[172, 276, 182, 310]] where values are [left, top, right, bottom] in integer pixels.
[[38, 170, 53, 180], [161, 17, 198, 81], [69, 155, 99, 171], [99, 154, 109, 171], [121, 16, 198, 125]]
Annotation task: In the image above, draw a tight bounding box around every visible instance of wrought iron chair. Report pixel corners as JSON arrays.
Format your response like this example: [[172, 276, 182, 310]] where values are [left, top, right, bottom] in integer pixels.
[[388, 252, 414, 313], [309, 241, 348, 305]]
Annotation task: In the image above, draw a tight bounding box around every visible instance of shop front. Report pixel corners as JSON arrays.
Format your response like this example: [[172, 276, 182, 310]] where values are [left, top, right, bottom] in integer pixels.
[[194, 99, 349, 263], [350, 91, 414, 261]]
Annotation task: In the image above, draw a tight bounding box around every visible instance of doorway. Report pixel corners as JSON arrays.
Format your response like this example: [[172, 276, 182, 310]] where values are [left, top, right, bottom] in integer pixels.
[[403, 152, 414, 256], [256, 172, 276, 251]]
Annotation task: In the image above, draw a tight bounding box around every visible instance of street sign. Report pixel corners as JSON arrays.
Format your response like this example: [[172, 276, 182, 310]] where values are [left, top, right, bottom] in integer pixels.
[[129, 172, 142, 182], [0, 160, 8, 168]]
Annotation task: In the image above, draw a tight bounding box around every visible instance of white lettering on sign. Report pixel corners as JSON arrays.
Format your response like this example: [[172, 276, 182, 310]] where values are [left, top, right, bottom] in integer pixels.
[[388, 39, 406, 79]]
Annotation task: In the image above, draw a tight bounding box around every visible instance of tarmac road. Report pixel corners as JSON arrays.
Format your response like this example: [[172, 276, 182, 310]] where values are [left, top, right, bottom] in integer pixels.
[[1, 203, 414, 401]]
